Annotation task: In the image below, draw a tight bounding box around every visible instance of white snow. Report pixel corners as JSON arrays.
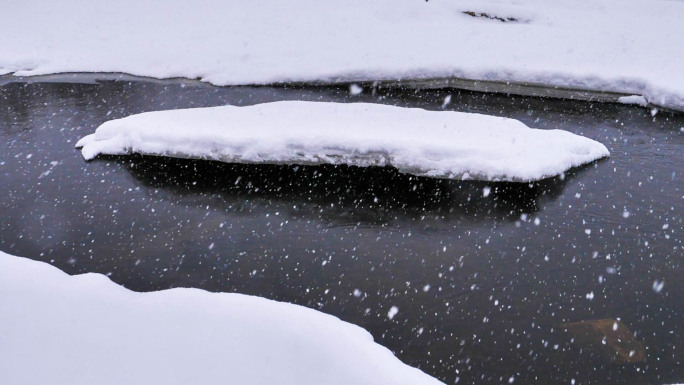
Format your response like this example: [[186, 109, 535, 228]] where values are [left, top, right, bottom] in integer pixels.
[[349, 84, 364, 96], [0, 250, 443, 385], [618, 95, 649, 107], [75, 101, 609, 182], [1, 0, 683, 111], [388, 306, 400, 320]]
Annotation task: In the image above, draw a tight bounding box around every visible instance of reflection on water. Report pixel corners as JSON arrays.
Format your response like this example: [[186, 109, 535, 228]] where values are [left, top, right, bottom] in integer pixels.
[[115, 155, 583, 224], [0, 79, 682, 385]]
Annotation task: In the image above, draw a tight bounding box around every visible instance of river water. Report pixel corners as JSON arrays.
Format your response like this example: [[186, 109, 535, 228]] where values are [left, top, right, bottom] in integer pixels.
[[1, 79, 682, 385]]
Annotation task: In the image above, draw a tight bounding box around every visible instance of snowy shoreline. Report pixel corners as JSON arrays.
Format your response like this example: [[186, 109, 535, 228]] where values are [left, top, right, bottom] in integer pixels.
[[0, 250, 443, 385], [75, 101, 610, 182], [2, 0, 683, 112], [3, 71, 677, 113]]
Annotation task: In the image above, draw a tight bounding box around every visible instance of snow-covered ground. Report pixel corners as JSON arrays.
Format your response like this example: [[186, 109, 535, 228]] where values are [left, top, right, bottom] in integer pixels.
[[1, 0, 683, 111], [75, 101, 609, 182], [0, 250, 443, 385]]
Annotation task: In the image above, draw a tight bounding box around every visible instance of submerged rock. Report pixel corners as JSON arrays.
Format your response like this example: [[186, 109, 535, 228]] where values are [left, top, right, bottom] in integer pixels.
[[561, 318, 645, 364]]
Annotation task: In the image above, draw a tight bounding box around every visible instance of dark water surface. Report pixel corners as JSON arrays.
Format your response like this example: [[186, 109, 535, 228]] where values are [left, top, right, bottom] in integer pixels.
[[1, 79, 682, 385]]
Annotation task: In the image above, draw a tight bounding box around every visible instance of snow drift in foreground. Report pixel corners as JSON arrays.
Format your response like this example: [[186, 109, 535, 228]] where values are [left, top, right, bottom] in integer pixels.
[[76, 102, 609, 182], [0, 251, 443, 385], [1, 0, 684, 111]]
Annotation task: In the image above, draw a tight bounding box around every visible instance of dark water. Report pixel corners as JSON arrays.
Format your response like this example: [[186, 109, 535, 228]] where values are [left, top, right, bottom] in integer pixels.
[[1, 79, 682, 385]]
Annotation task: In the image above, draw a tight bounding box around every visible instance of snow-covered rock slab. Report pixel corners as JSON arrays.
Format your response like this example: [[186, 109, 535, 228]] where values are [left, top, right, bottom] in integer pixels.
[[0, 250, 443, 385], [76, 102, 609, 182]]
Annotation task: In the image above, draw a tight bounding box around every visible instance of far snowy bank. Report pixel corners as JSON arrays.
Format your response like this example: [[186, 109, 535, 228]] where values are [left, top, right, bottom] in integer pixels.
[[0, 250, 443, 385], [76, 101, 609, 182], [1, 0, 683, 112]]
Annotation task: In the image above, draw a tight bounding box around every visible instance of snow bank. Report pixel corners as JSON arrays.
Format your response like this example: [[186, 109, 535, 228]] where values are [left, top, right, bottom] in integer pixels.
[[76, 101, 609, 182], [618, 95, 649, 107], [0, 250, 443, 385], [1, 0, 683, 111]]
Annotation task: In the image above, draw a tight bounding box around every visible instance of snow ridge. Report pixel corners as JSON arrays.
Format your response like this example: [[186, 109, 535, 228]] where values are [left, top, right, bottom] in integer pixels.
[[76, 101, 609, 182], [1, 0, 683, 111], [0, 251, 443, 385]]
